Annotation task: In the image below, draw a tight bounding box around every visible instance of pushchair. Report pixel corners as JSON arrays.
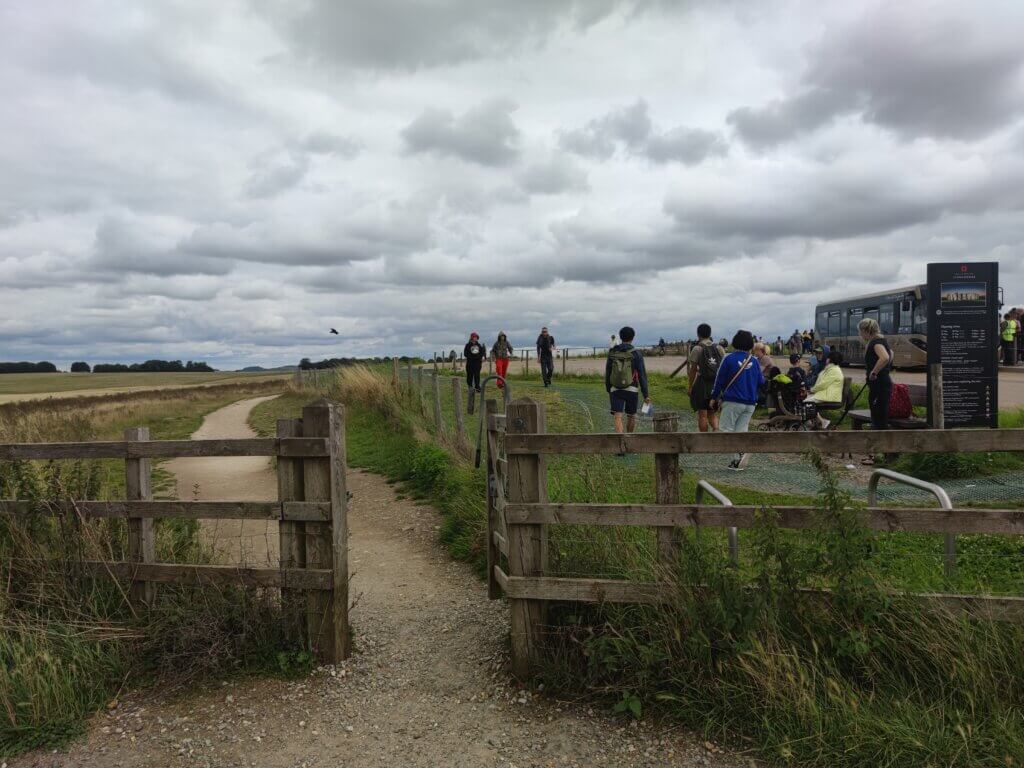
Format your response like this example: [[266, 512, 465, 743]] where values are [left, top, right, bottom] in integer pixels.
[[755, 387, 819, 432]]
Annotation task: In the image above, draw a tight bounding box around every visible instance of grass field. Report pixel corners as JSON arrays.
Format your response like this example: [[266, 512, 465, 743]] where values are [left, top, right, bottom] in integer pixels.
[[0, 370, 289, 401], [254, 366, 1024, 767]]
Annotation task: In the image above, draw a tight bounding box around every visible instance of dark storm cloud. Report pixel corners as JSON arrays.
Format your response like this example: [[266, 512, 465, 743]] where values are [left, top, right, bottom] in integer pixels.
[[257, 0, 664, 71], [728, 6, 1024, 147], [559, 100, 727, 164], [90, 217, 234, 277], [516, 155, 590, 194], [401, 100, 521, 166], [243, 152, 310, 199]]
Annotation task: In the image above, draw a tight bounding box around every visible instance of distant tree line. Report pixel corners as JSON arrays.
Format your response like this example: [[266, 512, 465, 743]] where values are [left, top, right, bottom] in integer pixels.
[[298, 356, 416, 370], [0, 361, 58, 374], [92, 360, 215, 373]]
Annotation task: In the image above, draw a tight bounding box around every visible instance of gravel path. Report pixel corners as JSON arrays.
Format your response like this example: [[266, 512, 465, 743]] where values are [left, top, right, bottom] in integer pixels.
[[14, 398, 744, 768]]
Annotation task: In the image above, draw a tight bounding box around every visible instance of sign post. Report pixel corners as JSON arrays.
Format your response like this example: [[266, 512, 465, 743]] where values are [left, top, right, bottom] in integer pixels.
[[926, 262, 999, 428]]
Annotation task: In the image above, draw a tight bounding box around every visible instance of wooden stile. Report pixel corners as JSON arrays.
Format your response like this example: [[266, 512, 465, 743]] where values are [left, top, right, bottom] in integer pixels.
[[505, 398, 547, 679]]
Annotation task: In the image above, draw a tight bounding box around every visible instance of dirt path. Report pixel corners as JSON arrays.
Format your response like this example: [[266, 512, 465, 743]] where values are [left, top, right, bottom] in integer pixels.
[[164, 396, 280, 566], [20, 399, 741, 768]]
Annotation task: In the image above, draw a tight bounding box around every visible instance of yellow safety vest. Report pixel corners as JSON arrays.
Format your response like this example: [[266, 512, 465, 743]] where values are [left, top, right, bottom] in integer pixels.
[[1004, 319, 1019, 342]]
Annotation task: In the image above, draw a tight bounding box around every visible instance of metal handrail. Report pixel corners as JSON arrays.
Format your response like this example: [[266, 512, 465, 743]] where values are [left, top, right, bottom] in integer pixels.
[[695, 479, 738, 565], [868, 468, 955, 578], [474, 375, 511, 468]]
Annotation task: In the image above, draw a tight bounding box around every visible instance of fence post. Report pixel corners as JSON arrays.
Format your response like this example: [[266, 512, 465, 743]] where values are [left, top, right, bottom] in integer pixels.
[[485, 398, 501, 600], [929, 362, 955, 576], [406, 360, 413, 399], [392, 358, 399, 388], [452, 377, 465, 447], [561, 347, 567, 376], [277, 417, 307, 647], [301, 400, 349, 663], [525, 350, 530, 376], [653, 412, 681, 567], [506, 398, 547, 679], [432, 372, 443, 434], [417, 367, 425, 413], [125, 426, 155, 607]]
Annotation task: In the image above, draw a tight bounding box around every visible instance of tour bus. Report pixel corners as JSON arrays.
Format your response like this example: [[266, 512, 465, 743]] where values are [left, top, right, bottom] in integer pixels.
[[814, 285, 928, 369]]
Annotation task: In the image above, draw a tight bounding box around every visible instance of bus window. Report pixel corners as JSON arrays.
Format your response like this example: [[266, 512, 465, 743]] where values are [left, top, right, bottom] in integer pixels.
[[897, 300, 913, 334], [879, 304, 895, 334], [913, 299, 928, 334], [816, 310, 828, 335], [828, 311, 841, 336]]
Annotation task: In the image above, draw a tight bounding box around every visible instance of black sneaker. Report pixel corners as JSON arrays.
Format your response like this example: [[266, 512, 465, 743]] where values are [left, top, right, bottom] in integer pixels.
[[727, 459, 744, 471]]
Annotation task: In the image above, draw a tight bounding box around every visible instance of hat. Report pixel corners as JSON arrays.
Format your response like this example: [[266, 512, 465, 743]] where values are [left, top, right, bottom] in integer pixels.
[[813, 346, 824, 353], [470, 332, 479, 339]]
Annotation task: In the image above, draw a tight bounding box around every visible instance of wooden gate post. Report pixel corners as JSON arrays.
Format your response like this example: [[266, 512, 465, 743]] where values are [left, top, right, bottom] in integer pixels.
[[452, 378, 465, 448], [561, 348, 567, 376], [432, 372, 443, 434], [524, 350, 530, 376], [653, 412, 681, 567], [125, 426, 155, 607], [301, 400, 349, 663], [485, 398, 501, 599], [392, 358, 399, 388], [506, 398, 547, 679], [277, 417, 307, 646], [417, 367, 425, 414], [406, 360, 413, 399]]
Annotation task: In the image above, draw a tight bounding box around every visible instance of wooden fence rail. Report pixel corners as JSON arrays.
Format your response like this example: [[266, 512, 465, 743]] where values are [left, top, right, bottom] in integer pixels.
[[486, 398, 1024, 678], [0, 399, 349, 663]]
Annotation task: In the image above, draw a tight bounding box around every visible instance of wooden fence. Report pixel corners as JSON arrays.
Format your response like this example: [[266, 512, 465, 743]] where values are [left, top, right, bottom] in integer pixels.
[[485, 397, 1024, 678], [0, 399, 349, 663]]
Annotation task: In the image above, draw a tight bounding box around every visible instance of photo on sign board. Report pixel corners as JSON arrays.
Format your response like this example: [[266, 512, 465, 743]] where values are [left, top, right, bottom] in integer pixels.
[[939, 281, 987, 308]]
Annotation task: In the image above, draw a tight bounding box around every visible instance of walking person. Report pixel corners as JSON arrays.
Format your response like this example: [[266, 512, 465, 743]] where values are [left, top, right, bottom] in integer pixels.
[[463, 332, 487, 393], [536, 327, 557, 386], [606, 326, 650, 439], [709, 330, 764, 471], [687, 323, 724, 433], [491, 331, 513, 388], [858, 317, 892, 466]]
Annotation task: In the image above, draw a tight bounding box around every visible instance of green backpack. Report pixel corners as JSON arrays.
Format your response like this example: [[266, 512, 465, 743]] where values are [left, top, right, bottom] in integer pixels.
[[608, 348, 635, 389]]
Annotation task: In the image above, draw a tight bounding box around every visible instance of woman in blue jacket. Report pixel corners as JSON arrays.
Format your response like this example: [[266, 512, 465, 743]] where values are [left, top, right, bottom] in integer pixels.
[[709, 329, 765, 471]]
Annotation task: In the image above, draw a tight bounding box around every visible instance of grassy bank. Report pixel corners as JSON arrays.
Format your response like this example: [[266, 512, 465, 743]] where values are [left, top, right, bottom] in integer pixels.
[[0, 383, 296, 756], [264, 366, 1024, 767]]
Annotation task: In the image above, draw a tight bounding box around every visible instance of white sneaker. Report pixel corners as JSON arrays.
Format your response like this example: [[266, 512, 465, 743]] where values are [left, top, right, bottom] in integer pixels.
[[819, 418, 831, 430], [737, 453, 750, 469]]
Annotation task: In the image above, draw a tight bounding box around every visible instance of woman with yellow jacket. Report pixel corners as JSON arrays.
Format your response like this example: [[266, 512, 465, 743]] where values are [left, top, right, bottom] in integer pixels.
[[805, 349, 845, 429]]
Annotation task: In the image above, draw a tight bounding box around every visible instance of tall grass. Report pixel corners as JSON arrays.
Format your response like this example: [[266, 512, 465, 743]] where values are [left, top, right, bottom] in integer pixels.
[[0, 383, 300, 756], [300, 364, 1024, 767]]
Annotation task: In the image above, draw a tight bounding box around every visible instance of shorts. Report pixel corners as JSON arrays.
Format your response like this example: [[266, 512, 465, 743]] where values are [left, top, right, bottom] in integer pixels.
[[689, 380, 713, 412], [609, 389, 639, 415]]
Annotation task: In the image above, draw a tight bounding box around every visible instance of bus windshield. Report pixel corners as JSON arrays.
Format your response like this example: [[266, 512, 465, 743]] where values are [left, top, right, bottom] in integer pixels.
[[913, 299, 928, 334]]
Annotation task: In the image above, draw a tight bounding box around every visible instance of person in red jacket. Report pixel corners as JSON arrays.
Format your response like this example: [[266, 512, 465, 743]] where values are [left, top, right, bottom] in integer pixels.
[[491, 331, 513, 388]]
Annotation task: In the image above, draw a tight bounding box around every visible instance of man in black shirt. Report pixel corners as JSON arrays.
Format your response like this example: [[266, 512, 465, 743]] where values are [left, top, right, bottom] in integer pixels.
[[536, 327, 556, 386], [463, 332, 486, 392]]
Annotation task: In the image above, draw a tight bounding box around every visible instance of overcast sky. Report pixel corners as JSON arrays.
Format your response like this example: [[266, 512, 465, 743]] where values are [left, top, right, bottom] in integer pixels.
[[2, 1, 1023, 368]]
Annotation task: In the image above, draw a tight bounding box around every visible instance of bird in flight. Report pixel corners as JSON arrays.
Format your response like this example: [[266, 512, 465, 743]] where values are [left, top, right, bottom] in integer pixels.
[[329, 328, 339, 335]]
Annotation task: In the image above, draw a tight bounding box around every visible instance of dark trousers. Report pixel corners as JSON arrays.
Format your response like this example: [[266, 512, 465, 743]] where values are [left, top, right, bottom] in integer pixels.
[[1003, 340, 1018, 366], [540, 354, 554, 384], [466, 365, 481, 390], [868, 376, 892, 430]]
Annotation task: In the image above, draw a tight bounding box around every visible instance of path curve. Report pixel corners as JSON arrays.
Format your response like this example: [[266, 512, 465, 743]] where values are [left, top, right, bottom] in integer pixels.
[[164, 395, 280, 565], [25, 397, 739, 768]]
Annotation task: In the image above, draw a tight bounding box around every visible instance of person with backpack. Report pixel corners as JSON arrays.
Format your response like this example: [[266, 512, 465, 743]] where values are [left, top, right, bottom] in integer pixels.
[[606, 326, 650, 436], [709, 330, 764, 471], [687, 323, 724, 432], [858, 317, 892, 465], [491, 331, 513, 389], [463, 332, 487, 393], [536, 327, 557, 386]]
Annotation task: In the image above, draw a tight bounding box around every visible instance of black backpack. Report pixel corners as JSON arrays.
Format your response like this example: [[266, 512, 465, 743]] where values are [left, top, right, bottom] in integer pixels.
[[698, 342, 722, 384]]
